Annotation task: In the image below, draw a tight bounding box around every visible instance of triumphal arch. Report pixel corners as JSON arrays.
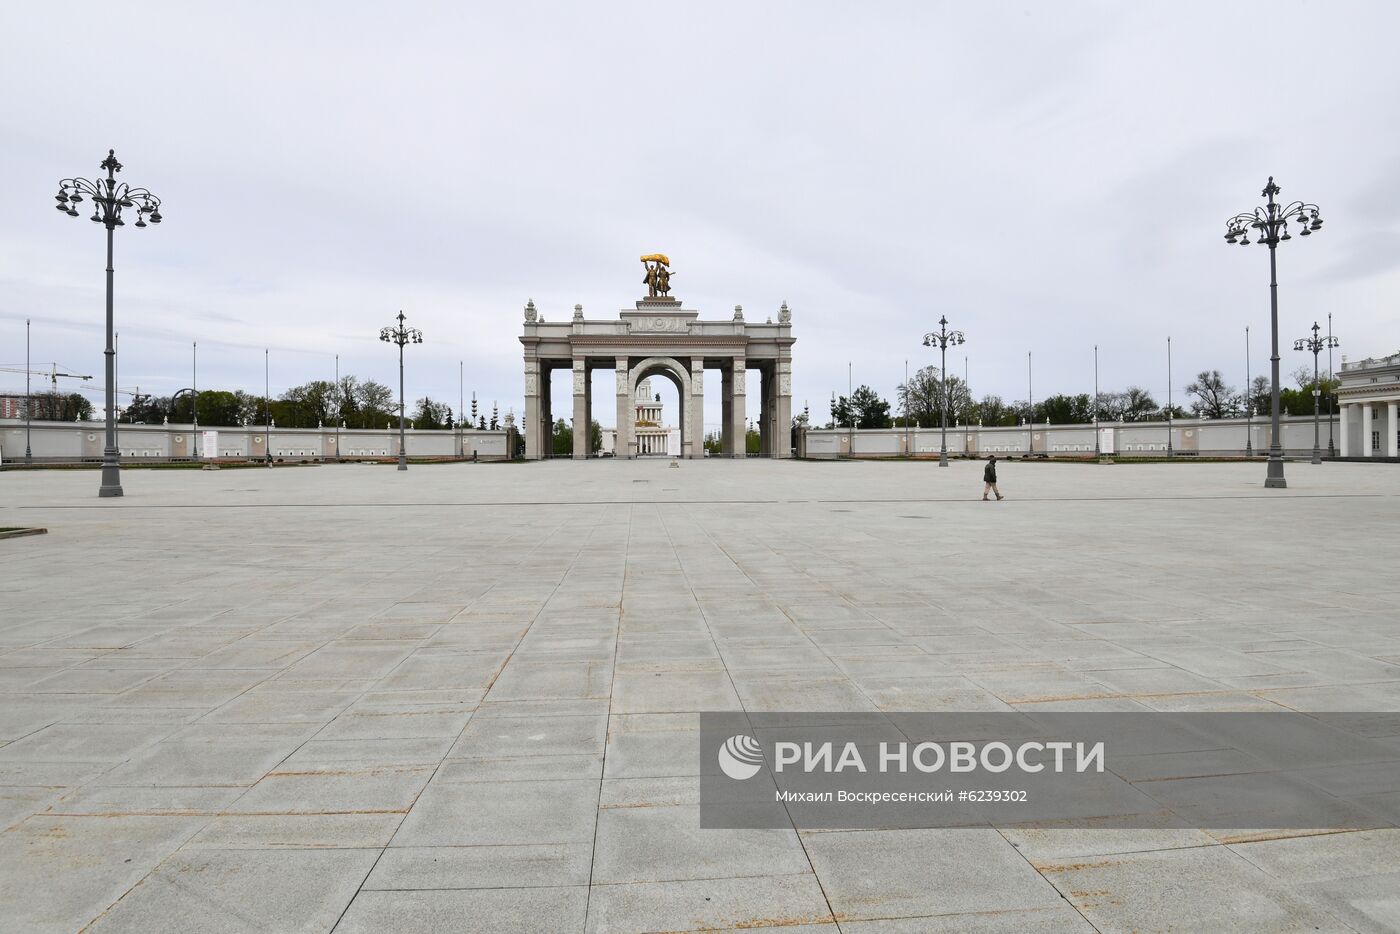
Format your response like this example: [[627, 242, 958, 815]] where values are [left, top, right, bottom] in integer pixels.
[[520, 255, 795, 459]]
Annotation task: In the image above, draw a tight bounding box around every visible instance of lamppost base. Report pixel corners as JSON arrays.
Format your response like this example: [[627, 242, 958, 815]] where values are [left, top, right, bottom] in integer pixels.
[[99, 461, 123, 498], [1311, 449, 1322, 465], [938, 451, 948, 467], [397, 457, 408, 471], [1265, 457, 1287, 489], [1328, 442, 1336, 458]]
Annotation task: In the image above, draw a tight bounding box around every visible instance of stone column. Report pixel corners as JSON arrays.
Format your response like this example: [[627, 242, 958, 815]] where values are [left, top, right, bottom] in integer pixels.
[[1362, 403, 1373, 457], [1339, 404, 1350, 457], [730, 359, 746, 458], [523, 360, 542, 460], [758, 366, 775, 457], [615, 357, 633, 459], [539, 363, 553, 459], [775, 358, 793, 458], [689, 359, 705, 459], [572, 358, 588, 459], [1389, 402, 1399, 458], [721, 366, 734, 456]]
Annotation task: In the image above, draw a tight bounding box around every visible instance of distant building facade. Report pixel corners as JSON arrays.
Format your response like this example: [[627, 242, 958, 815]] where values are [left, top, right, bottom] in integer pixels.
[[1338, 351, 1400, 458], [600, 378, 679, 456]]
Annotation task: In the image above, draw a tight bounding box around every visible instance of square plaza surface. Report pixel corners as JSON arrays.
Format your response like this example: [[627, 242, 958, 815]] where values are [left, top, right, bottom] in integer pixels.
[[0, 458, 1397, 933]]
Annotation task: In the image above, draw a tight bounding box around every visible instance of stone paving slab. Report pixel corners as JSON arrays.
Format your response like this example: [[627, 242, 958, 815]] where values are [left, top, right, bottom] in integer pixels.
[[0, 458, 1397, 931]]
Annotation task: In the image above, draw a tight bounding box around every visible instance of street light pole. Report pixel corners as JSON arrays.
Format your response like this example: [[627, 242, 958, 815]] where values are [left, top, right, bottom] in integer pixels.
[[1225, 177, 1325, 489], [192, 341, 198, 460], [1295, 321, 1339, 465], [379, 310, 423, 471], [1245, 326, 1254, 457], [1326, 313, 1337, 457], [265, 348, 272, 467], [921, 316, 965, 467], [1093, 344, 1100, 458], [1167, 336, 1174, 457], [1027, 351, 1034, 456], [24, 318, 32, 464], [53, 149, 163, 498], [334, 353, 340, 462]]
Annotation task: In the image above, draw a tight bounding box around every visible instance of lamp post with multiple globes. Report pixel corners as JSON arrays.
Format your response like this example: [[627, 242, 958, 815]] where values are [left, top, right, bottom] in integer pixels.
[[380, 311, 423, 471], [1223, 177, 1324, 488], [52, 150, 162, 497]]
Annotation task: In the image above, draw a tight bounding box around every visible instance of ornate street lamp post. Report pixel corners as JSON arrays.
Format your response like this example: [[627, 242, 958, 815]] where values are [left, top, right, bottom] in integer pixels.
[[379, 311, 422, 471], [53, 149, 163, 497], [922, 316, 965, 467], [1294, 321, 1339, 465], [1224, 177, 1324, 489]]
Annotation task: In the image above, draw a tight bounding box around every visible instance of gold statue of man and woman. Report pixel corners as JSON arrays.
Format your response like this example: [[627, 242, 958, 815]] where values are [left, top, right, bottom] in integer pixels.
[[640, 254, 674, 298]]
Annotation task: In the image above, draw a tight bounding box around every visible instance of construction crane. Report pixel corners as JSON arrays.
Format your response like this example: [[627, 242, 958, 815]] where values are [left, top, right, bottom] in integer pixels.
[[0, 363, 93, 394]]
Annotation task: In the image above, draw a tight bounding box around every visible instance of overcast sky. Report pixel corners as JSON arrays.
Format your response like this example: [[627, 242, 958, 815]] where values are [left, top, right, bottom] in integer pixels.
[[3, 2, 1397, 432]]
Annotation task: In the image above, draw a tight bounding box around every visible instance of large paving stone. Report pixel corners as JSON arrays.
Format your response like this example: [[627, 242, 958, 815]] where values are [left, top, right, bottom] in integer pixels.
[[2, 458, 1395, 932], [85, 847, 379, 933]]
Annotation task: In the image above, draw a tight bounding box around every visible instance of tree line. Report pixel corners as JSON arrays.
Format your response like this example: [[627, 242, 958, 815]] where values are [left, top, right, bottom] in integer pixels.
[[15, 391, 94, 422], [822, 364, 1339, 429], [120, 376, 502, 431]]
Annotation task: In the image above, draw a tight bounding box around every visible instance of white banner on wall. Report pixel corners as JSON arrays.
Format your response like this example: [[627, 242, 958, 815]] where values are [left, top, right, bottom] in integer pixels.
[[202, 431, 218, 459]]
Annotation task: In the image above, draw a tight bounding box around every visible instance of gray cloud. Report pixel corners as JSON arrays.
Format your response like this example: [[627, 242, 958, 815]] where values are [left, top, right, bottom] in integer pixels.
[[2, 1, 1397, 430]]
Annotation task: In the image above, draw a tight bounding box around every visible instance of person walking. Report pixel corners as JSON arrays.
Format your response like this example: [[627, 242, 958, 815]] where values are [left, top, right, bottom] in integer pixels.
[[982, 455, 1004, 501]]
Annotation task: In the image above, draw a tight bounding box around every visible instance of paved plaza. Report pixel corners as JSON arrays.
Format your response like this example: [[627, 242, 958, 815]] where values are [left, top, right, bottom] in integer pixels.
[[1, 458, 1398, 933]]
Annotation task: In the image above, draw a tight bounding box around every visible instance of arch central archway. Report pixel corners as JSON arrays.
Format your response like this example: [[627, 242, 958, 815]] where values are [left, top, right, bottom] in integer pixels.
[[628, 356, 691, 458], [520, 291, 793, 460]]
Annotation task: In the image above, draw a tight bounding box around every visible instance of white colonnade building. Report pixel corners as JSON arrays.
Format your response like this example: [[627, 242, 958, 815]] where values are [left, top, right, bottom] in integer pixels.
[[1338, 351, 1400, 458]]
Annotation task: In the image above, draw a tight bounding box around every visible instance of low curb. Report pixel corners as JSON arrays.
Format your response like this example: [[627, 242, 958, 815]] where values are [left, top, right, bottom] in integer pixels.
[[0, 528, 48, 540]]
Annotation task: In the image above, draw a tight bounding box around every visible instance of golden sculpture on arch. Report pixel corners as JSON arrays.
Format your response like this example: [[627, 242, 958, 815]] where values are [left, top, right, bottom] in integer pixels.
[[640, 253, 674, 298]]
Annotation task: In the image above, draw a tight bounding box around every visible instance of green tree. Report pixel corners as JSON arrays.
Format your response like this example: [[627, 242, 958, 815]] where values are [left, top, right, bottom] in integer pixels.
[[551, 418, 572, 456], [745, 427, 761, 454], [1185, 370, 1239, 419], [972, 394, 1016, 427], [835, 384, 891, 429], [1037, 393, 1093, 424], [123, 393, 168, 424], [1096, 391, 1127, 422], [1121, 386, 1158, 422], [412, 396, 449, 429], [590, 419, 603, 455], [279, 380, 336, 427], [1247, 375, 1271, 416], [1279, 366, 1338, 417], [354, 379, 395, 429], [31, 392, 92, 421], [196, 390, 242, 427], [897, 367, 972, 428]]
